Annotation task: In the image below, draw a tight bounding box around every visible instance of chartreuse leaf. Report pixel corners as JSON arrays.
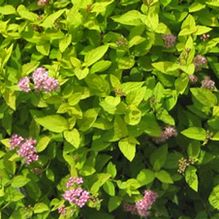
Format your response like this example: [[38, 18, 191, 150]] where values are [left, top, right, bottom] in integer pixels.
[[77, 108, 99, 131], [108, 196, 122, 212], [185, 166, 198, 192], [84, 45, 109, 67], [64, 129, 81, 148], [11, 175, 30, 188], [179, 14, 197, 36], [33, 114, 68, 133], [111, 10, 144, 26], [152, 62, 179, 76], [181, 127, 206, 141], [155, 170, 173, 184], [40, 9, 65, 28], [137, 169, 155, 186], [91, 173, 111, 194], [0, 5, 16, 15], [106, 162, 117, 178], [190, 88, 217, 107], [103, 181, 115, 196], [124, 105, 142, 126], [118, 137, 138, 161], [36, 136, 51, 152], [119, 137, 138, 161], [209, 184, 219, 209], [17, 5, 38, 21], [34, 203, 50, 213]]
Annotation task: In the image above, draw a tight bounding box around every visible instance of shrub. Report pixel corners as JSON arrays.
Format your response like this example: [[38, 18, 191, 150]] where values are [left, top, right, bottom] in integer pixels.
[[0, 0, 219, 218]]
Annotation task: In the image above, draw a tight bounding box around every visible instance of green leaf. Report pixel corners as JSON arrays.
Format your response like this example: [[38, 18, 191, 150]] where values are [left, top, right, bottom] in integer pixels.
[[11, 176, 30, 188], [124, 105, 142, 126], [103, 181, 115, 196], [155, 170, 173, 184], [74, 67, 89, 80], [189, 2, 206, 12], [84, 45, 109, 67], [150, 145, 168, 171], [185, 166, 198, 192], [59, 34, 72, 53], [36, 44, 50, 56], [118, 137, 138, 161], [195, 26, 212, 35], [33, 114, 68, 133], [190, 88, 217, 107], [34, 203, 49, 213], [108, 196, 121, 212], [106, 162, 117, 178], [111, 10, 144, 26], [36, 136, 51, 152], [211, 132, 219, 141], [91, 173, 111, 193], [77, 108, 99, 131], [40, 9, 65, 28], [90, 60, 112, 74], [0, 5, 16, 15], [181, 127, 206, 141], [17, 5, 38, 21], [152, 62, 179, 76], [137, 169, 155, 186], [209, 184, 219, 209], [64, 129, 81, 148]]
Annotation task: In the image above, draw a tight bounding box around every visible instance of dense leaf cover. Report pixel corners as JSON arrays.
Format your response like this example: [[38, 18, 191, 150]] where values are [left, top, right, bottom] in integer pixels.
[[0, 0, 219, 218]]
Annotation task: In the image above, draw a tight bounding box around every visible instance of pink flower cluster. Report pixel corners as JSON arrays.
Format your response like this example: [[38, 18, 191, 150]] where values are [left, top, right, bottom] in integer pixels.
[[153, 126, 177, 143], [62, 176, 89, 208], [18, 67, 59, 93], [58, 206, 66, 215], [124, 190, 157, 217], [63, 188, 90, 208], [9, 134, 39, 164], [66, 177, 83, 188]]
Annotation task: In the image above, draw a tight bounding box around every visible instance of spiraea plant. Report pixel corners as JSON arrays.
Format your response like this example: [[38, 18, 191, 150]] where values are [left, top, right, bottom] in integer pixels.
[[0, 0, 219, 219]]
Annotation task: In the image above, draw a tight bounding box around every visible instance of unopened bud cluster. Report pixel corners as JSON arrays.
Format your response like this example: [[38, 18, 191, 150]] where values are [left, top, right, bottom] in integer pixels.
[[188, 74, 198, 84], [18, 67, 59, 93], [177, 157, 195, 174], [9, 134, 38, 164], [153, 126, 177, 143], [200, 33, 210, 41], [61, 176, 89, 214], [162, 34, 177, 48], [193, 55, 207, 71], [123, 190, 157, 217], [37, 0, 49, 6]]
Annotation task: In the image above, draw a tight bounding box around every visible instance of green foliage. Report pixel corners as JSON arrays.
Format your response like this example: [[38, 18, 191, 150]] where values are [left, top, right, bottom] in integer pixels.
[[0, 0, 219, 218]]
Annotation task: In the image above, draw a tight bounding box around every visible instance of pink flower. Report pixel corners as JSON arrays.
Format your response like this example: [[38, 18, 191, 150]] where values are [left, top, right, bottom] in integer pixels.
[[124, 190, 157, 217], [66, 177, 84, 188], [63, 188, 89, 208], [17, 138, 38, 164], [153, 126, 177, 143], [32, 67, 59, 92], [58, 206, 66, 215], [18, 77, 31, 92], [42, 77, 59, 92], [9, 134, 24, 149]]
